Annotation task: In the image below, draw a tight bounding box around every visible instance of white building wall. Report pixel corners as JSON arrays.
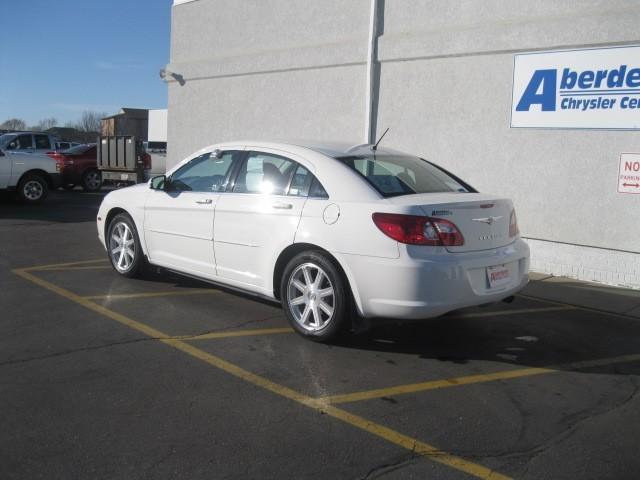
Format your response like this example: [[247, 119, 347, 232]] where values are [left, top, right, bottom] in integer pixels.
[[167, 0, 640, 289]]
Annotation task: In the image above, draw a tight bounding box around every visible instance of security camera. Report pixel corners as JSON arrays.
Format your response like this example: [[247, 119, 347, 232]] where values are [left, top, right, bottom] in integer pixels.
[[159, 68, 185, 86]]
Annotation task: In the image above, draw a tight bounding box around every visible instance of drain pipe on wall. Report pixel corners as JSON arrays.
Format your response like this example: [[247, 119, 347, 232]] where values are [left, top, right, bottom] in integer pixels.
[[365, 0, 382, 144]]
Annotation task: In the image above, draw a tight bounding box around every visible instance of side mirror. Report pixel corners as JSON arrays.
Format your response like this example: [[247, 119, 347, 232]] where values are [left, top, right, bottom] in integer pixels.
[[150, 175, 167, 190]]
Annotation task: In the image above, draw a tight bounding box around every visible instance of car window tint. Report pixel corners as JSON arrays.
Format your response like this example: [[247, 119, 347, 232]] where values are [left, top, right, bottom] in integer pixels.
[[337, 155, 468, 198], [7, 134, 33, 150], [287, 165, 314, 197], [169, 151, 237, 192], [35, 135, 51, 149], [309, 177, 329, 199], [234, 152, 295, 195]]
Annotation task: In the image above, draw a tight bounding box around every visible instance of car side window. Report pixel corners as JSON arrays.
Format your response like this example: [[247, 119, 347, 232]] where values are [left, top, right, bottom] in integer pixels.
[[168, 151, 238, 192], [35, 135, 51, 150], [233, 152, 296, 195], [287, 165, 313, 197], [309, 177, 329, 199], [7, 134, 33, 150]]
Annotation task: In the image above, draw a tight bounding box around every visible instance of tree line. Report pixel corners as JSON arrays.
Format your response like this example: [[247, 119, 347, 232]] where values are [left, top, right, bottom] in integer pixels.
[[0, 111, 107, 133]]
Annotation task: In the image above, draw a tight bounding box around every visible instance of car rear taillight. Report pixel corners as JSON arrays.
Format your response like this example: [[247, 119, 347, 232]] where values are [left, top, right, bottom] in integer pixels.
[[509, 209, 519, 237], [372, 213, 464, 246], [143, 153, 152, 170]]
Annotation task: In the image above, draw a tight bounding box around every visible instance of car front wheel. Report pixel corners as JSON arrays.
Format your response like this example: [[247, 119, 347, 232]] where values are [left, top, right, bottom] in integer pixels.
[[107, 213, 145, 278], [281, 251, 350, 342]]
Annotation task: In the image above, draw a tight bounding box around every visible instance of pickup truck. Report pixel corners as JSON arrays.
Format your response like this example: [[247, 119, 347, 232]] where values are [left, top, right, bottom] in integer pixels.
[[0, 146, 62, 203], [0, 132, 61, 154]]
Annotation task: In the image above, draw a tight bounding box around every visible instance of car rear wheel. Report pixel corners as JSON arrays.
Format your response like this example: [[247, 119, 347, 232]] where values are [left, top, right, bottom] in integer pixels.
[[18, 174, 48, 204], [82, 169, 102, 192], [281, 251, 349, 342], [107, 213, 145, 278]]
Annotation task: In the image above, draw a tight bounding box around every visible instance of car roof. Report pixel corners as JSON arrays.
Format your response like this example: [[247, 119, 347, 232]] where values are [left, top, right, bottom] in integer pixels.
[[212, 140, 407, 158]]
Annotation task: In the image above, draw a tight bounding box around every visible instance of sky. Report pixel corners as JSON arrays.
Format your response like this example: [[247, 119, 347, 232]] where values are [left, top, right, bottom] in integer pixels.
[[0, 0, 173, 127]]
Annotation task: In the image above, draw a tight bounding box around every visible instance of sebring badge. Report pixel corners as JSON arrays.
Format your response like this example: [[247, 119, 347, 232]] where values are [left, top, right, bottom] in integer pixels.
[[472, 216, 503, 225]]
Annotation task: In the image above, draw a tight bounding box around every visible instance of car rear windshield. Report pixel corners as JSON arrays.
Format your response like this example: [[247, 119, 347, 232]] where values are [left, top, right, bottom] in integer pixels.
[[336, 154, 470, 197], [63, 144, 93, 154]]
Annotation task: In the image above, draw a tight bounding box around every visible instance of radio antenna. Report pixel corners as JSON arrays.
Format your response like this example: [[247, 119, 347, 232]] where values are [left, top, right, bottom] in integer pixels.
[[372, 128, 389, 151]]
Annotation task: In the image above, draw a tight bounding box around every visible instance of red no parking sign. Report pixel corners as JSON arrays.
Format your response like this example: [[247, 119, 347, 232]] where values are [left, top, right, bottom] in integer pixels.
[[618, 153, 640, 194]]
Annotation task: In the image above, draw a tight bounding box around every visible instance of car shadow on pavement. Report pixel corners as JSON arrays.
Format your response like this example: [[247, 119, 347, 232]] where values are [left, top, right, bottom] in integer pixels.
[[0, 190, 107, 223]]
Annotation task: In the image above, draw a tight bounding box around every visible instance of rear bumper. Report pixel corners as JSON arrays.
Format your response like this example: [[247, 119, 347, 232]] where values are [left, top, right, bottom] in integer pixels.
[[337, 238, 530, 319]]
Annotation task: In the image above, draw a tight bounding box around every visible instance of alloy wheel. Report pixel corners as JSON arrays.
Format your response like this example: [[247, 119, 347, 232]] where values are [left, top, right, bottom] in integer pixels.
[[109, 221, 135, 272], [287, 262, 335, 331]]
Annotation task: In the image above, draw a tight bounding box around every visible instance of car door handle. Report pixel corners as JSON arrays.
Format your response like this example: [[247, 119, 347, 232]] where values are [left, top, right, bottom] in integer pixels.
[[272, 202, 293, 210], [196, 199, 213, 205]]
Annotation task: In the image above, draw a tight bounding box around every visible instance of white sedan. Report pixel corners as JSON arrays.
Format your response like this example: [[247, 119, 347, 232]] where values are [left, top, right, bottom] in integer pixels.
[[97, 141, 529, 341]]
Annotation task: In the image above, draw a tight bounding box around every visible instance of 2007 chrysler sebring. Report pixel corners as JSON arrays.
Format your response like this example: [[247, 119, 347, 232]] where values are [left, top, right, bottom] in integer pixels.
[[97, 141, 529, 341]]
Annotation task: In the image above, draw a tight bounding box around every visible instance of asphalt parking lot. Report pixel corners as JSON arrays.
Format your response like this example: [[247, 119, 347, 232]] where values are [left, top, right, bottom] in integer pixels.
[[2, 191, 640, 479]]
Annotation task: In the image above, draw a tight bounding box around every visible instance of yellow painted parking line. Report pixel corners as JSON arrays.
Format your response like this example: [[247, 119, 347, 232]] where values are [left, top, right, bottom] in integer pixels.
[[321, 352, 640, 405], [322, 367, 554, 405], [38, 265, 113, 272], [454, 305, 575, 318], [564, 353, 640, 370], [13, 266, 510, 480], [516, 293, 640, 321], [187, 327, 294, 340], [83, 289, 220, 301], [23, 258, 108, 271]]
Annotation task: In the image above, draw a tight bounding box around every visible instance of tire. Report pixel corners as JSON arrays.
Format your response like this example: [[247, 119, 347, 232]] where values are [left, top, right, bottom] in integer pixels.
[[280, 251, 350, 342], [106, 213, 145, 278], [82, 169, 102, 192], [63, 184, 76, 190], [18, 174, 48, 204]]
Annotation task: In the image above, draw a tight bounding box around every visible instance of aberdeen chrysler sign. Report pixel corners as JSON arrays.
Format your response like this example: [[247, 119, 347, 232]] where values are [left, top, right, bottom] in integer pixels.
[[511, 46, 640, 129]]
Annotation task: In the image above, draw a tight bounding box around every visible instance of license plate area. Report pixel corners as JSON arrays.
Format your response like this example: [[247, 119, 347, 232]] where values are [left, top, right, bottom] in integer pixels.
[[486, 264, 511, 289]]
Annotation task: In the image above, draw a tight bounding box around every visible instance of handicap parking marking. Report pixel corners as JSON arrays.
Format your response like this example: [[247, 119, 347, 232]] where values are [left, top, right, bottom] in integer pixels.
[[12, 264, 512, 480]]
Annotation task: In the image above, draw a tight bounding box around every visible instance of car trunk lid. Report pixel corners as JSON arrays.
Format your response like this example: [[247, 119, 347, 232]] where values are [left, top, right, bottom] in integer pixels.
[[387, 193, 515, 253]]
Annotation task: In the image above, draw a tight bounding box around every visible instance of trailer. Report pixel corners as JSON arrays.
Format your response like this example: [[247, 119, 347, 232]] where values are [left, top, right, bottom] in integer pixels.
[[97, 135, 148, 186]]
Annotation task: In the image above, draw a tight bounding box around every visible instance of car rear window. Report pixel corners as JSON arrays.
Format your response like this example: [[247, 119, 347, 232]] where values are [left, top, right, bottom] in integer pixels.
[[336, 154, 470, 197], [63, 144, 93, 155]]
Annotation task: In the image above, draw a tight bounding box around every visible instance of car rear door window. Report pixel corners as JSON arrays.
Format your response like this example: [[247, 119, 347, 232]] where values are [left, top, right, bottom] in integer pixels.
[[287, 165, 313, 197], [233, 152, 296, 195], [286, 165, 329, 198], [169, 151, 239, 192], [35, 135, 51, 150]]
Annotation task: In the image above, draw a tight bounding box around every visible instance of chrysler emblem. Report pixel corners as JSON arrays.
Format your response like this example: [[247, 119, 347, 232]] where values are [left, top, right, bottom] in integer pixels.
[[472, 216, 503, 225]]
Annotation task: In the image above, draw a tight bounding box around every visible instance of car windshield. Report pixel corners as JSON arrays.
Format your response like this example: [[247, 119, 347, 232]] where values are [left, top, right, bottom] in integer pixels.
[[336, 154, 470, 198], [63, 144, 93, 155]]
